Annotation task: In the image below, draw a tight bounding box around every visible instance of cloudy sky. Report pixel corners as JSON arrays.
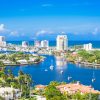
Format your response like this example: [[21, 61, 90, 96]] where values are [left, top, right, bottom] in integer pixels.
[[0, 0, 100, 41]]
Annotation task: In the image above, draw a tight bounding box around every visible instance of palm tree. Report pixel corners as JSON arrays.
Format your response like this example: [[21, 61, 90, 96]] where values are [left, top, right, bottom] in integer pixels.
[[0, 61, 5, 67], [18, 70, 24, 76], [25, 74, 33, 87]]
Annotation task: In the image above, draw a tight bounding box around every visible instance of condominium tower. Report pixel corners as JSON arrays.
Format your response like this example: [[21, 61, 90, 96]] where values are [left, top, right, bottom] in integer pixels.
[[22, 41, 28, 47], [0, 36, 6, 47], [56, 35, 68, 51], [41, 40, 49, 48]]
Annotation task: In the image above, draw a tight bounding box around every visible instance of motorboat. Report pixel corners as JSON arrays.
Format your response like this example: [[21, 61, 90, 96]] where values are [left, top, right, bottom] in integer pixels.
[[50, 65, 54, 70]]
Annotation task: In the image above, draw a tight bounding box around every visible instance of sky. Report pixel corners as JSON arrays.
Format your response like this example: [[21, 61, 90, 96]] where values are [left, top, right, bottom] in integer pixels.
[[0, 0, 100, 41]]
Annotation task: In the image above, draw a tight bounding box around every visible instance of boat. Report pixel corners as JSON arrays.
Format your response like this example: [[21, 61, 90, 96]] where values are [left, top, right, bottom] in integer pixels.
[[92, 71, 96, 83], [60, 70, 63, 74], [92, 78, 95, 83], [68, 76, 72, 81], [50, 60, 54, 70], [50, 65, 54, 70]]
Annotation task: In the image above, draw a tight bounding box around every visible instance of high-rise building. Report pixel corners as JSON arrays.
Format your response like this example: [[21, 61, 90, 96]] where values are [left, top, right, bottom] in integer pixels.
[[0, 36, 5, 42], [56, 35, 68, 51], [34, 40, 41, 47], [22, 41, 28, 47], [41, 40, 49, 48], [83, 43, 92, 51], [0, 36, 6, 47]]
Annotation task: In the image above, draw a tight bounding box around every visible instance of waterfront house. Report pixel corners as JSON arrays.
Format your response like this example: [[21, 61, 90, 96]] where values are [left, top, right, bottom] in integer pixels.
[[56, 82, 100, 94], [35, 85, 46, 91], [17, 59, 28, 65]]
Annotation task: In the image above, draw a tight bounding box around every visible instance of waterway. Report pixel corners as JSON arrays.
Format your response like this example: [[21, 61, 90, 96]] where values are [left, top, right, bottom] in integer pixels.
[[6, 55, 100, 90]]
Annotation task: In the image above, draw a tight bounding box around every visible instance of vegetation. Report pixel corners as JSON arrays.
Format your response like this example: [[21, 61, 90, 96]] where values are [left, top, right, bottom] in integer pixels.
[[0, 68, 33, 99], [44, 81, 100, 100], [45, 85, 66, 100], [0, 52, 44, 65], [78, 50, 100, 64], [66, 50, 100, 64], [0, 96, 4, 100]]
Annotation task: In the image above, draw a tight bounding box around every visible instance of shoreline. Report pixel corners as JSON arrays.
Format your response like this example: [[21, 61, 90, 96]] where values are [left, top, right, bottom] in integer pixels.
[[67, 60, 100, 68], [3, 59, 44, 66]]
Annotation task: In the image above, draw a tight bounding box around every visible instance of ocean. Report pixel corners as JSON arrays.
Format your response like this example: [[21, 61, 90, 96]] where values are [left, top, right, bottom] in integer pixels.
[[7, 41, 100, 48]]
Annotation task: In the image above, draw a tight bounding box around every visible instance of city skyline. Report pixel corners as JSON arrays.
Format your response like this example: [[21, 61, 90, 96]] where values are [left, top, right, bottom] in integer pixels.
[[0, 0, 100, 41]]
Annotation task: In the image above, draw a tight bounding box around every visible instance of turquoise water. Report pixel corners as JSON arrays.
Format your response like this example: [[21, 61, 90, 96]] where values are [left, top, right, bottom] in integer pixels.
[[6, 55, 100, 90]]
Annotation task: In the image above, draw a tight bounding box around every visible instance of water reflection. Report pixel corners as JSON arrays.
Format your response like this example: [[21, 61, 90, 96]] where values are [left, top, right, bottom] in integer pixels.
[[55, 56, 67, 70]]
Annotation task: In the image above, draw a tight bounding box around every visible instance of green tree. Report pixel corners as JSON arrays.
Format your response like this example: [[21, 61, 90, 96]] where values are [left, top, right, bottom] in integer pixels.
[[49, 81, 60, 86], [0, 61, 5, 67], [45, 85, 66, 100]]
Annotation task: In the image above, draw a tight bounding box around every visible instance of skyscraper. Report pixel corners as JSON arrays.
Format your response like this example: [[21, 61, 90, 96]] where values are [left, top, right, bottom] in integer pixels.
[[0, 36, 5, 42], [0, 36, 6, 47], [34, 40, 41, 47], [83, 43, 92, 51], [41, 40, 49, 48], [22, 41, 28, 47], [56, 35, 68, 51]]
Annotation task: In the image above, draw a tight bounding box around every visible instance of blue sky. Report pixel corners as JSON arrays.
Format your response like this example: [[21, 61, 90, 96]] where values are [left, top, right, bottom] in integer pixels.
[[0, 0, 100, 41]]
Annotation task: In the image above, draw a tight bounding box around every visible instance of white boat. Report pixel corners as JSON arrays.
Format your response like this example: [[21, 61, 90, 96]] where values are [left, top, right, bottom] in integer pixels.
[[92, 78, 95, 82], [50, 60, 54, 70], [92, 71, 96, 83], [68, 76, 72, 81], [50, 65, 54, 70], [60, 70, 63, 74]]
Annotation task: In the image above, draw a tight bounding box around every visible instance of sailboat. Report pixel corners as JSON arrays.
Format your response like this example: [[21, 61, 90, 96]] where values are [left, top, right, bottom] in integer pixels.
[[50, 60, 54, 70], [92, 71, 96, 83], [60, 70, 63, 74], [68, 76, 72, 81]]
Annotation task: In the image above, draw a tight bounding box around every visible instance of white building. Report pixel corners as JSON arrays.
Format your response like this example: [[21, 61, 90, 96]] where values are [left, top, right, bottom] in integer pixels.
[[0, 87, 21, 100], [34, 40, 41, 47], [22, 41, 28, 47], [56, 35, 68, 51], [0, 36, 6, 47], [0, 36, 5, 41], [41, 40, 49, 48], [83, 43, 92, 51]]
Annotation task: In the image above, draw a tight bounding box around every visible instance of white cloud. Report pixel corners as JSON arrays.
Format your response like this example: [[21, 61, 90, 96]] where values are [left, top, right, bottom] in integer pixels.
[[10, 31, 19, 37], [0, 24, 5, 32], [41, 4, 53, 7], [36, 30, 53, 36]]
